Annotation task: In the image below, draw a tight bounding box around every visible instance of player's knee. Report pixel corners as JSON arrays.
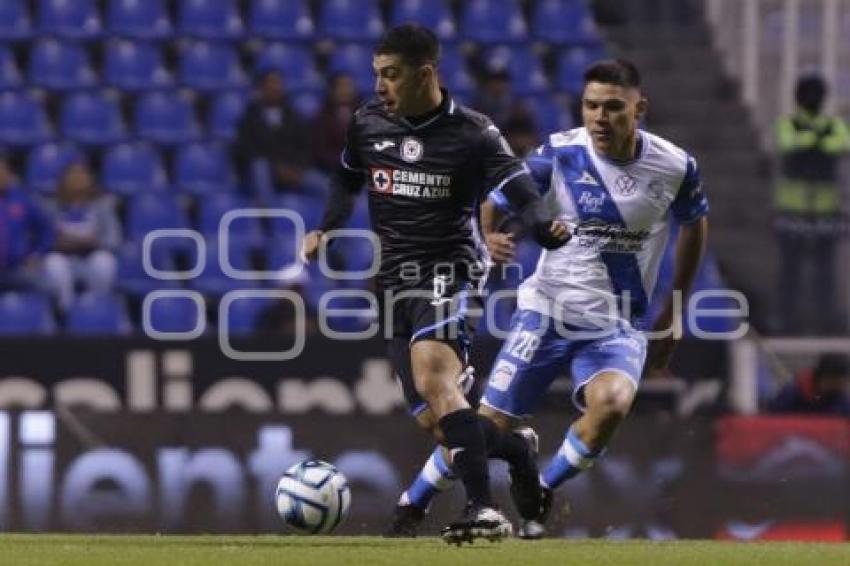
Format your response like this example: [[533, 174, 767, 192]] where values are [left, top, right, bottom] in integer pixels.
[[586, 375, 635, 420]]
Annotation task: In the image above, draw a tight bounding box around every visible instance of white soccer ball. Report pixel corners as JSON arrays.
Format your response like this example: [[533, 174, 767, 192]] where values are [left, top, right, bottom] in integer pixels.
[[275, 460, 351, 534]]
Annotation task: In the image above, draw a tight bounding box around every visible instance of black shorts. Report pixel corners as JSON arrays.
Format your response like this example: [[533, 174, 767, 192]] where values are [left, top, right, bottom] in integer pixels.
[[380, 275, 483, 416]]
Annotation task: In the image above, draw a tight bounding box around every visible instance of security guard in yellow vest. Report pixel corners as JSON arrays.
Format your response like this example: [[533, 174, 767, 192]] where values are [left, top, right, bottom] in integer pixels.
[[775, 75, 849, 334]]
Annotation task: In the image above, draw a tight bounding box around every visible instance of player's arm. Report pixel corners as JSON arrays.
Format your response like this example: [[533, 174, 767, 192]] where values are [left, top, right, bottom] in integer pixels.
[[480, 128, 568, 250], [480, 197, 515, 263], [301, 121, 366, 263], [645, 156, 710, 377]]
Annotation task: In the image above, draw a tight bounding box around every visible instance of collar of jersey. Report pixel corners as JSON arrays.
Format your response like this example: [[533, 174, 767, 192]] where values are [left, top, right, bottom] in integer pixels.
[[587, 129, 648, 167], [395, 88, 455, 130]]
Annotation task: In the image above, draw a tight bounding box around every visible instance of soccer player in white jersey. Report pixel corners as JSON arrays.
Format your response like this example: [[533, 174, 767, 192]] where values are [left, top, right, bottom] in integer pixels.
[[385, 59, 709, 538]]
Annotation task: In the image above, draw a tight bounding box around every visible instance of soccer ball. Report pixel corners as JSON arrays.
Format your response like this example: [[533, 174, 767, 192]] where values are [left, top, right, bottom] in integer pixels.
[[275, 460, 351, 534]]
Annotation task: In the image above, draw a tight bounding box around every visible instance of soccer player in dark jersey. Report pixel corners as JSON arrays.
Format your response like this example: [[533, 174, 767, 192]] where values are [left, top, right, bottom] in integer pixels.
[[301, 24, 568, 543]]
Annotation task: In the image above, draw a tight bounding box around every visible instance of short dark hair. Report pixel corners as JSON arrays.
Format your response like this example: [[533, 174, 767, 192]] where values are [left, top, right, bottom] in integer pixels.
[[583, 59, 642, 90], [375, 23, 440, 67]]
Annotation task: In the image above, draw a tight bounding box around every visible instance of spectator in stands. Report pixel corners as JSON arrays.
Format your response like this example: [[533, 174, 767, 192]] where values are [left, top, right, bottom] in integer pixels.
[[313, 74, 361, 173], [234, 69, 319, 202], [768, 354, 850, 416], [773, 74, 850, 335], [472, 62, 539, 156], [0, 154, 54, 292], [43, 161, 121, 312]]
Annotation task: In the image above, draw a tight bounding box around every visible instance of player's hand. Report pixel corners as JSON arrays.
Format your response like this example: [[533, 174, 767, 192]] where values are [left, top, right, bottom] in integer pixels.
[[643, 334, 678, 379], [532, 220, 571, 250], [549, 220, 570, 240], [485, 232, 515, 263], [300, 230, 324, 263]]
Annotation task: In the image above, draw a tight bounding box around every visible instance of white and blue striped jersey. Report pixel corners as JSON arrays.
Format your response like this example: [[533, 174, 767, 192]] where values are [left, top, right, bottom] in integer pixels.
[[489, 127, 708, 330]]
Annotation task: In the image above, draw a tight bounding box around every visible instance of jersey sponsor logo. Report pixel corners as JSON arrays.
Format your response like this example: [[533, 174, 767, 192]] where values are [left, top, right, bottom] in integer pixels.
[[430, 274, 451, 306], [577, 190, 606, 213], [575, 170, 599, 186], [400, 136, 424, 163], [371, 168, 393, 193], [613, 174, 638, 196], [574, 219, 650, 253], [373, 140, 396, 151]]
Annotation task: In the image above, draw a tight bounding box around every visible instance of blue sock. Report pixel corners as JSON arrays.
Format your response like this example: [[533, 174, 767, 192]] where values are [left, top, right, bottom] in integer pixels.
[[398, 447, 456, 509], [541, 427, 600, 489]]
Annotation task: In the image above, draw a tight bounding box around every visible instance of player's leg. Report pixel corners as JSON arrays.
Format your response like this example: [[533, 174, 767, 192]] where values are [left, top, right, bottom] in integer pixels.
[[539, 327, 646, 490]]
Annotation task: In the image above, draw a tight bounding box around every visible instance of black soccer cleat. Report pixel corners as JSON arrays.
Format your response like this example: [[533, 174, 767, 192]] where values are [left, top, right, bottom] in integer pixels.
[[382, 504, 426, 538], [440, 504, 512, 545], [517, 486, 554, 540], [508, 427, 545, 522]]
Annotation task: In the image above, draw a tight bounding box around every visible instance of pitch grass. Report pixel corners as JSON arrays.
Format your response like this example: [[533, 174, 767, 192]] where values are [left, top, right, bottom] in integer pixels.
[[1, 535, 849, 566]]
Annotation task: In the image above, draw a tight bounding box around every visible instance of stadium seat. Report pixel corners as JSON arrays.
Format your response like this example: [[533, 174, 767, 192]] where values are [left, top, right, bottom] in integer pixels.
[[327, 44, 373, 95], [208, 90, 248, 140], [106, 0, 172, 40], [461, 0, 528, 44], [319, 0, 384, 42], [532, 0, 601, 46], [198, 192, 264, 247], [25, 141, 83, 194], [60, 91, 127, 146], [188, 241, 256, 297], [391, 0, 455, 41], [0, 0, 33, 41], [255, 44, 324, 93], [134, 90, 201, 146], [178, 0, 244, 40], [28, 39, 97, 91], [101, 142, 168, 196], [0, 46, 23, 89], [173, 142, 234, 196], [0, 292, 56, 335], [439, 45, 474, 96], [523, 93, 575, 136], [37, 0, 102, 40], [104, 39, 172, 91], [146, 294, 206, 334], [0, 91, 53, 147], [273, 194, 323, 236], [315, 292, 375, 332], [179, 41, 247, 92], [221, 294, 274, 336], [482, 45, 549, 95], [557, 46, 608, 95], [126, 192, 189, 242], [65, 293, 132, 335], [348, 194, 370, 230], [290, 91, 322, 120], [115, 242, 178, 298], [249, 0, 315, 41]]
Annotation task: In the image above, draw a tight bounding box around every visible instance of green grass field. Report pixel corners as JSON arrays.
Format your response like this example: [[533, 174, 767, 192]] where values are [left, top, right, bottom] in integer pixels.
[[1, 535, 849, 566]]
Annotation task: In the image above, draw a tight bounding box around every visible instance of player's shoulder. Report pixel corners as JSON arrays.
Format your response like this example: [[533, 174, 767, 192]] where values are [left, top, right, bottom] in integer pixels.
[[547, 127, 588, 149], [450, 100, 494, 129], [640, 129, 694, 173]]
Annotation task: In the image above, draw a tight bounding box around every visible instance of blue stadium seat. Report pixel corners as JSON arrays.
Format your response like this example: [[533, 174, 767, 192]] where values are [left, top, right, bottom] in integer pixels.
[[134, 90, 201, 145], [38, 0, 102, 40], [0, 0, 33, 41], [290, 91, 322, 120], [0, 91, 53, 147], [316, 292, 375, 332], [0, 46, 23, 89], [188, 241, 256, 297], [178, 0, 244, 40], [335, 236, 377, 274], [391, 0, 455, 41], [222, 294, 273, 336], [461, 0, 527, 44], [0, 292, 56, 335], [255, 44, 324, 93], [249, 0, 315, 41], [198, 192, 264, 247], [439, 45, 474, 96], [319, 0, 384, 42], [107, 0, 172, 40], [104, 39, 172, 91], [101, 142, 168, 196], [126, 192, 189, 242], [147, 294, 206, 334], [348, 194, 370, 230], [179, 41, 247, 92], [532, 0, 601, 46], [115, 242, 178, 297], [66, 293, 132, 335], [208, 90, 248, 140], [523, 93, 575, 136], [274, 193, 323, 236], [327, 44, 373, 95], [482, 45, 549, 95], [174, 142, 234, 196], [557, 46, 608, 94], [28, 39, 97, 91], [60, 91, 127, 147], [25, 141, 83, 194]]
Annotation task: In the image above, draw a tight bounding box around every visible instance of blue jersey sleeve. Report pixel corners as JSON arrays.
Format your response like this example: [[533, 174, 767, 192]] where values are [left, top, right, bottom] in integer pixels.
[[671, 155, 709, 224], [487, 143, 554, 214]]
